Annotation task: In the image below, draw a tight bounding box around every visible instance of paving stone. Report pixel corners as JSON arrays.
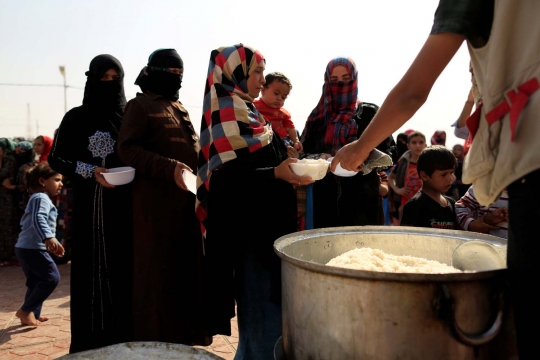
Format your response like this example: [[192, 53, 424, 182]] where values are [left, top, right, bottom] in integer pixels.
[[38, 345, 70, 357], [9, 342, 52, 356], [0, 261, 240, 359], [53, 340, 71, 349]]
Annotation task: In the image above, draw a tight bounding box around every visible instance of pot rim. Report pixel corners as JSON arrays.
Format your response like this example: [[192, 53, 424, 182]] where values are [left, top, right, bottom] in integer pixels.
[[273, 226, 507, 282]]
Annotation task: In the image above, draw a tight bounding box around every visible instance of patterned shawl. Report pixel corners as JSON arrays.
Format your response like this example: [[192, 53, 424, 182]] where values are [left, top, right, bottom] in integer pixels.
[[431, 130, 447, 146], [195, 44, 271, 237], [301, 57, 359, 155]]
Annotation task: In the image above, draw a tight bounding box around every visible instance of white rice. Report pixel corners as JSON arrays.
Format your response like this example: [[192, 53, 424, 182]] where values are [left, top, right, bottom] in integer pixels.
[[297, 158, 328, 163], [326, 247, 462, 274]]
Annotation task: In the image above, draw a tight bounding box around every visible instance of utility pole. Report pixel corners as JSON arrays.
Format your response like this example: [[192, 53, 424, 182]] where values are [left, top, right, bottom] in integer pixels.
[[59, 65, 67, 114], [26, 103, 32, 140]]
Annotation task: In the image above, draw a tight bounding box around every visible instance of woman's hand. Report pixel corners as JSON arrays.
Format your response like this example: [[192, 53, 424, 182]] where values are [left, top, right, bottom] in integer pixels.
[[173, 162, 192, 191], [287, 146, 300, 159], [274, 158, 314, 186], [293, 141, 303, 153], [2, 178, 16, 190], [94, 168, 115, 189]]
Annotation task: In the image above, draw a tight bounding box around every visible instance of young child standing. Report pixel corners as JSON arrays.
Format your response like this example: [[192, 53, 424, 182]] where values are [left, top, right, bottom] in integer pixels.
[[254, 72, 302, 151], [388, 131, 427, 222], [400, 146, 458, 229], [14, 163, 64, 326]]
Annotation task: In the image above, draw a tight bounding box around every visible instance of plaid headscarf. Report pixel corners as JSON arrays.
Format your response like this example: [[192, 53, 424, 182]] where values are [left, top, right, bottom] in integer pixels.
[[195, 44, 271, 237], [302, 57, 359, 155]]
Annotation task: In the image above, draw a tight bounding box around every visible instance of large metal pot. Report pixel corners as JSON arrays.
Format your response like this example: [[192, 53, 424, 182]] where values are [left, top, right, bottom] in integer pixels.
[[57, 342, 222, 359], [274, 226, 517, 360]]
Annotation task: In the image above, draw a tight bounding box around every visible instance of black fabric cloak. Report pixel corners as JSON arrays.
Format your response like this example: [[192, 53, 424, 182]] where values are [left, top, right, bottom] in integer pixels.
[[48, 54, 133, 354]]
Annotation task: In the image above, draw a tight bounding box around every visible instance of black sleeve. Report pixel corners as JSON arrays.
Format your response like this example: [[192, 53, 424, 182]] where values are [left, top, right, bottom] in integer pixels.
[[48, 110, 83, 178], [430, 0, 484, 38], [400, 200, 420, 227]]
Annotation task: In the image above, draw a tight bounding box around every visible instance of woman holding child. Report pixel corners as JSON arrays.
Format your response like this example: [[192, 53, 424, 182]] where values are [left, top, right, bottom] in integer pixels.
[[48, 54, 133, 353], [300, 57, 394, 228], [196, 44, 312, 360]]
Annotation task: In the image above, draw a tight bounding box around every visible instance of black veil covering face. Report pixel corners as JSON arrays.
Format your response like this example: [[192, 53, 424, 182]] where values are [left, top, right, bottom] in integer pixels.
[[83, 54, 126, 110], [135, 48, 183, 101], [83, 54, 126, 133]]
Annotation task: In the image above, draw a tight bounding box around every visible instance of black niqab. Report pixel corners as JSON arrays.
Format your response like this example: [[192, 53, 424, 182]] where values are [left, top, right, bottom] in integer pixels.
[[135, 49, 183, 101], [82, 54, 126, 134]]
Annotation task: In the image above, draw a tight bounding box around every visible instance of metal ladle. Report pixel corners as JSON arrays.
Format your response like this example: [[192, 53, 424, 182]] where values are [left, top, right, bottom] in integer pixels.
[[452, 240, 507, 272]]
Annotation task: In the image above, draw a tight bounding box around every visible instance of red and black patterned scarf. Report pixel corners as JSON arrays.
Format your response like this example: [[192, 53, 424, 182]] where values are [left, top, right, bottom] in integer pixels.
[[301, 57, 359, 156]]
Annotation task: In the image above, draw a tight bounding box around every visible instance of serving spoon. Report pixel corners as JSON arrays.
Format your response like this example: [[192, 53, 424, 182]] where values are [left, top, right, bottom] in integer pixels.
[[452, 240, 506, 272]]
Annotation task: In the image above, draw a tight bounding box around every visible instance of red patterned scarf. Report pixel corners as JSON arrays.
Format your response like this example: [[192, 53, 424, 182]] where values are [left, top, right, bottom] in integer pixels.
[[302, 57, 359, 155]]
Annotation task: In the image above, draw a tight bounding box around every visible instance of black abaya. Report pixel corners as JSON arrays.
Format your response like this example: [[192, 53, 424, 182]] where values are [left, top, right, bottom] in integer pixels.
[[48, 55, 133, 353]]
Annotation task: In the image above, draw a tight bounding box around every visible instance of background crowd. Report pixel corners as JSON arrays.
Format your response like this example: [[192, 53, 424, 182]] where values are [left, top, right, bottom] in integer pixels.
[[0, 41, 511, 360]]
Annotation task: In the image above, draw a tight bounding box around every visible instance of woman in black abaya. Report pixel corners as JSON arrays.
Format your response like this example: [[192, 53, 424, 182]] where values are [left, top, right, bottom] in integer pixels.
[[48, 54, 133, 353]]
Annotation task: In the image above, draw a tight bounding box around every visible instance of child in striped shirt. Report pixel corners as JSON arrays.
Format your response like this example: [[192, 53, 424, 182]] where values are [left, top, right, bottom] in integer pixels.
[[455, 185, 509, 239], [14, 163, 65, 326]]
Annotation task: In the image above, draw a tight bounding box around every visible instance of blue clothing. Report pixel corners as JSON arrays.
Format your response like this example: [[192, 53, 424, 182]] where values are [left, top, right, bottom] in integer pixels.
[[16, 192, 58, 251], [15, 247, 60, 319]]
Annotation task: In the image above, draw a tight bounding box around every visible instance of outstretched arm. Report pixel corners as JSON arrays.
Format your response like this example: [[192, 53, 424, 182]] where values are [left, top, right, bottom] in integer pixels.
[[332, 33, 466, 171]]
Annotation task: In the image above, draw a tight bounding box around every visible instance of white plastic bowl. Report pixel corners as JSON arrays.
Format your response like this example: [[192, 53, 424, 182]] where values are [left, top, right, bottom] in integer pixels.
[[289, 160, 330, 181], [327, 157, 359, 177], [101, 166, 136, 185]]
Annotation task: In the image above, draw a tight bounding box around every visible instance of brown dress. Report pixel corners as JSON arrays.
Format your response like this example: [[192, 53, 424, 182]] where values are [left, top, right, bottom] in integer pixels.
[[118, 92, 211, 345]]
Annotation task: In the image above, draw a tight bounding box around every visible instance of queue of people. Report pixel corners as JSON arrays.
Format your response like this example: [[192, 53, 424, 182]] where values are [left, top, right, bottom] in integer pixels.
[[0, 48, 509, 359], [2, 1, 537, 358]]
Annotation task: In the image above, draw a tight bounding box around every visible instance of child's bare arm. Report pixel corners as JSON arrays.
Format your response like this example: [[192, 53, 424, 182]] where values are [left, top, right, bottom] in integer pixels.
[[286, 127, 303, 152], [388, 169, 410, 196], [332, 32, 466, 172]]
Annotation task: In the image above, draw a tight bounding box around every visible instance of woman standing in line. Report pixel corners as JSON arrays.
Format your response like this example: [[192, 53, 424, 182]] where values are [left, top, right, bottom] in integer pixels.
[[196, 44, 312, 360], [301, 57, 395, 228], [118, 49, 211, 346], [48, 54, 133, 353]]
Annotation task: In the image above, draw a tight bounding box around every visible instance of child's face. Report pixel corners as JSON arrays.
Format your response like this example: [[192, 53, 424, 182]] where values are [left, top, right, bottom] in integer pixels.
[[452, 146, 463, 158], [41, 174, 63, 197], [407, 136, 427, 155], [421, 169, 455, 194], [260, 81, 290, 109], [246, 65, 266, 99]]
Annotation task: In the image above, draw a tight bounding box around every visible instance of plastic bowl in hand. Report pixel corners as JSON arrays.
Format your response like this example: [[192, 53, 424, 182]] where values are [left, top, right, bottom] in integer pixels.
[[289, 159, 330, 181], [327, 157, 359, 177], [101, 166, 136, 185]]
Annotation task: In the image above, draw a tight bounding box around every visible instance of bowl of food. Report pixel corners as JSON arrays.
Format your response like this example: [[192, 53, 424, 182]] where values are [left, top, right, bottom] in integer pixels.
[[327, 157, 359, 177], [289, 159, 330, 181], [101, 166, 136, 185]]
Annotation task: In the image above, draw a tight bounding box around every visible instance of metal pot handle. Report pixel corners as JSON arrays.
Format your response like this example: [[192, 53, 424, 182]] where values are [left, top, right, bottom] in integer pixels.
[[434, 284, 504, 347]]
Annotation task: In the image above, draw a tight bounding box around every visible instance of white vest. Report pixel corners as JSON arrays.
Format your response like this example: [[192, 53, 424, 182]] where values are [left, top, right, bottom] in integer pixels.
[[463, 0, 540, 205]]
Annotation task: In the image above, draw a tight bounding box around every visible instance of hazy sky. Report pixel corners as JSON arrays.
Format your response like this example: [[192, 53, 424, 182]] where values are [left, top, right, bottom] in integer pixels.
[[0, 0, 472, 147]]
